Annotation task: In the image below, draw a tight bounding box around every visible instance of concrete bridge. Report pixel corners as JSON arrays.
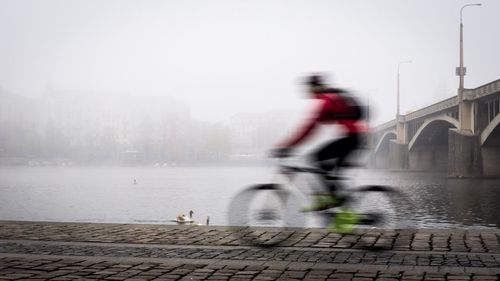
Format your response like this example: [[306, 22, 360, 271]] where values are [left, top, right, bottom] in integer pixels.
[[371, 79, 500, 178]]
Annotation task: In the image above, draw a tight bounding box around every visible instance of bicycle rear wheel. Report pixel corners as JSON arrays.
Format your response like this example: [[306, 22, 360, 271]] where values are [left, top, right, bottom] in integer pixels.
[[227, 183, 306, 247], [347, 185, 417, 250]]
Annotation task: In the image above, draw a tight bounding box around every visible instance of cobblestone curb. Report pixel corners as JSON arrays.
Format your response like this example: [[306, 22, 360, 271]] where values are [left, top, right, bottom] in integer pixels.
[[1, 221, 499, 253], [0, 221, 499, 280]]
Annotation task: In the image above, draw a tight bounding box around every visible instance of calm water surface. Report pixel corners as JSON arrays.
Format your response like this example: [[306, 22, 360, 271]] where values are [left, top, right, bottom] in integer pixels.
[[0, 166, 499, 229]]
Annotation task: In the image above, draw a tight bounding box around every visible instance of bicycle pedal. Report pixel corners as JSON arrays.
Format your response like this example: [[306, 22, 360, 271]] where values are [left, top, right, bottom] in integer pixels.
[[359, 185, 395, 192], [325, 175, 347, 181], [339, 162, 364, 168], [360, 213, 383, 225]]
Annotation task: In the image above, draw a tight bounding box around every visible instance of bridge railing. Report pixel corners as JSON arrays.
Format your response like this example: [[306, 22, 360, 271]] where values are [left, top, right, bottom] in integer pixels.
[[463, 79, 500, 100], [404, 96, 458, 122], [373, 79, 500, 132], [373, 119, 396, 132]]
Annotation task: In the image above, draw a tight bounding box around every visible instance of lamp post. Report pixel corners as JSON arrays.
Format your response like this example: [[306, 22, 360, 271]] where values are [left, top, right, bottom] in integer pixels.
[[457, 3, 481, 132], [397, 60, 412, 118], [458, 3, 481, 99], [395, 60, 412, 144]]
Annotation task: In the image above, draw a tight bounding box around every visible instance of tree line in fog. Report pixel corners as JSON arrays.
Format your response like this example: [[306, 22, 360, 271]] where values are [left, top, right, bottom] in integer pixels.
[[0, 89, 292, 165]]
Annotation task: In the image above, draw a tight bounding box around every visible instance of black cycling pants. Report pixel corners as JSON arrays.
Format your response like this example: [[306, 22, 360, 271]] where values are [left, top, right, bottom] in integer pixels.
[[311, 133, 360, 173]]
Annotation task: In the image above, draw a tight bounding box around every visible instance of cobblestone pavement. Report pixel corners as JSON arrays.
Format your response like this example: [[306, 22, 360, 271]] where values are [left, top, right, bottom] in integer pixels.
[[0, 221, 499, 280]]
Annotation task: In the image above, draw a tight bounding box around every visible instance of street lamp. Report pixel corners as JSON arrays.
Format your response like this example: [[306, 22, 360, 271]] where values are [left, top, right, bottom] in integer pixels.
[[397, 60, 412, 118], [458, 3, 481, 99]]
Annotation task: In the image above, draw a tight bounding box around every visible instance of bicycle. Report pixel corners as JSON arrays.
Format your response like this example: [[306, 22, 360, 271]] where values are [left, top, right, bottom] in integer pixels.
[[227, 154, 415, 249]]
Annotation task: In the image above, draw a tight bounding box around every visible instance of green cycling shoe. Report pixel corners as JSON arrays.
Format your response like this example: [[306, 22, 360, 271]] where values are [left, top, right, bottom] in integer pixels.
[[300, 194, 339, 212], [328, 208, 360, 233]]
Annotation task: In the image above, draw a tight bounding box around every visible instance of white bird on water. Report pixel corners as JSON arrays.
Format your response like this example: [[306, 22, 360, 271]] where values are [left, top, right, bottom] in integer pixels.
[[175, 210, 195, 223]]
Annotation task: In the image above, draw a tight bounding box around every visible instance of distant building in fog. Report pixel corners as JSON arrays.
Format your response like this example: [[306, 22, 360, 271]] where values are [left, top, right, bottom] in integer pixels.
[[228, 110, 295, 158], [0, 88, 298, 165]]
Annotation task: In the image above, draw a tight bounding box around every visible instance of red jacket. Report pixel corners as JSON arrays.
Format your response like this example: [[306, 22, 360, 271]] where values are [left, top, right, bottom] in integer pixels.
[[278, 92, 369, 148]]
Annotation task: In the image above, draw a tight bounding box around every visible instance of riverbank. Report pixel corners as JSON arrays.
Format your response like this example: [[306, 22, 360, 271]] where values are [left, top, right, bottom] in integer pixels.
[[0, 221, 499, 280]]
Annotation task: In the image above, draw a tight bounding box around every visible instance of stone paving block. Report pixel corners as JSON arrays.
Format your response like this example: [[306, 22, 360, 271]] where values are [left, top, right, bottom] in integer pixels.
[[471, 275, 498, 280], [2, 222, 500, 281]]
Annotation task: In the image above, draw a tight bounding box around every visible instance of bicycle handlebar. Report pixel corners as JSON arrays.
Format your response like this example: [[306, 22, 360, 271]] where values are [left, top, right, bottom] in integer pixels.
[[273, 155, 352, 181]]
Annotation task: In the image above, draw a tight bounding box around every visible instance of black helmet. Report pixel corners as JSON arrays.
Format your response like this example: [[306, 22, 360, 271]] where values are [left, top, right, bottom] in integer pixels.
[[305, 74, 324, 87]]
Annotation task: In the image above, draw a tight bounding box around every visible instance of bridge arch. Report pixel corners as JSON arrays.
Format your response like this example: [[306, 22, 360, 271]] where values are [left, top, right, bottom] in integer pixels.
[[480, 113, 500, 177], [371, 130, 396, 169], [481, 113, 500, 146], [408, 116, 459, 151], [373, 130, 397, 154]]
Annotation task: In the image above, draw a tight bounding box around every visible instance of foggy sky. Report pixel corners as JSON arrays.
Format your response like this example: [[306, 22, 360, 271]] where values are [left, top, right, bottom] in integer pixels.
[[1, 0, 499, 125]]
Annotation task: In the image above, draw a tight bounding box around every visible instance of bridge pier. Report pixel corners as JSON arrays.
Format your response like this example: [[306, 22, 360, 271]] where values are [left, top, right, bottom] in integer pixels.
[[482, 146, 500, 177], [409, 146, 448, 172], [389, 141, 408, 170], [448, 129, 482, 178], [372, 153, 390, 169]]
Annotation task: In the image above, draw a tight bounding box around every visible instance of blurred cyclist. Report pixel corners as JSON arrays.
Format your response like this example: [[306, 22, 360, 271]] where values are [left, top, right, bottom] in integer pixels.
[[272, 73, 369, 211]]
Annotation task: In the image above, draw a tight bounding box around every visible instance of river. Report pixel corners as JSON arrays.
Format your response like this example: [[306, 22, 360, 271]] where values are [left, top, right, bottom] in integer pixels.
[[0, 165, 499, 229]]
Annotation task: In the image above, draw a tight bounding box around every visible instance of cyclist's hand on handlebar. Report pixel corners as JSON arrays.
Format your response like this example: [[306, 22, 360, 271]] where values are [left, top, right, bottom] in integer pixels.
[[270, 147, 293, 158]]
